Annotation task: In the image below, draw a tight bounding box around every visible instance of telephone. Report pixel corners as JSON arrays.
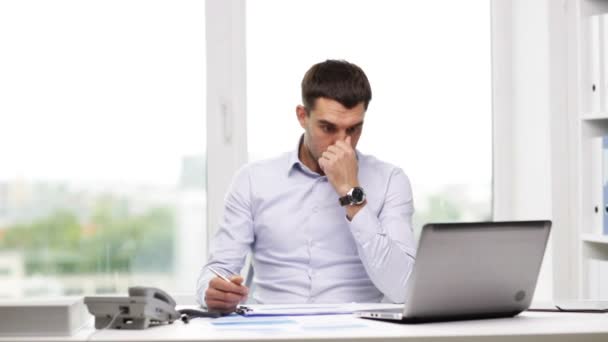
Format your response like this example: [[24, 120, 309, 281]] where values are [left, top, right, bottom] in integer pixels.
[[84, 286, 181, 330]]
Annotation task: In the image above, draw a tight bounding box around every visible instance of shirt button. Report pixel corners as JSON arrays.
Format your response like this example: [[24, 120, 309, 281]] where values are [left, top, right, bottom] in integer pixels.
[[312, 207, 319, 213]]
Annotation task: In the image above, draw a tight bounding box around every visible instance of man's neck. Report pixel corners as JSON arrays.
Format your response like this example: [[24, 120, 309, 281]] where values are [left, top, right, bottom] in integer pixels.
[[298, 140, 323, 175]]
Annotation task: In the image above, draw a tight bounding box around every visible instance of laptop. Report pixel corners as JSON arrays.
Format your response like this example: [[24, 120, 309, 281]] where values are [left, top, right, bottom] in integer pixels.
[[355, 220, 551, 323]]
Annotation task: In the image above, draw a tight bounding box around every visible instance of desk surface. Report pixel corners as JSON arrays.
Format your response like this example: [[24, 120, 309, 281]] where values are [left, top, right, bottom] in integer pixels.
[[2, 304, 608, 342]]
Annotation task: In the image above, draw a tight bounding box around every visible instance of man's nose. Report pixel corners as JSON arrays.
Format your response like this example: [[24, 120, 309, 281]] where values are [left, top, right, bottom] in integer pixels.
[[336, 131, 348, 143]]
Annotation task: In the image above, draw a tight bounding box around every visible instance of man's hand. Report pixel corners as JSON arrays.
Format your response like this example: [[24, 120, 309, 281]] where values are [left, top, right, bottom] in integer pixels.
[[318, 136, 359, 196], [205, 275, 249, 313]]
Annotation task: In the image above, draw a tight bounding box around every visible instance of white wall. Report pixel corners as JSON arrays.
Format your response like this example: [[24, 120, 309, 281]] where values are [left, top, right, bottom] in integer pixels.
[[492, 0, 555, 301]]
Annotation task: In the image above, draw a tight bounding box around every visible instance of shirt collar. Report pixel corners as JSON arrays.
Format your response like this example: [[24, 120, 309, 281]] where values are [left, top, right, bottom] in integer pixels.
[[287, 135, 308, 177], [287, 135, 361, 177]]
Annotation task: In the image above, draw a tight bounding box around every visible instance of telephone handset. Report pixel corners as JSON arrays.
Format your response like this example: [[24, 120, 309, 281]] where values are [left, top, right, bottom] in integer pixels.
[[128, 286, 176, 309], [84, 286, 222, 329], [85, 286, 180, 329]]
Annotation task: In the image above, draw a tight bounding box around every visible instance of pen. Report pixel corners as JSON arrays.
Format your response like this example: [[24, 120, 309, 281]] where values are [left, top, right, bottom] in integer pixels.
[[208, 266, 233, 283]]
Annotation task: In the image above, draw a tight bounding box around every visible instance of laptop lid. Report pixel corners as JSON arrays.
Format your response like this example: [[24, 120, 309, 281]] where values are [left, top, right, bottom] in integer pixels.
[[356, 220, 551, 322]]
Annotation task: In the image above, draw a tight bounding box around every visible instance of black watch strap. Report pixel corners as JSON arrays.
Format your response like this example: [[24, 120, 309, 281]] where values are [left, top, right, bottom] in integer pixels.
[[339, 195, 352, 206]]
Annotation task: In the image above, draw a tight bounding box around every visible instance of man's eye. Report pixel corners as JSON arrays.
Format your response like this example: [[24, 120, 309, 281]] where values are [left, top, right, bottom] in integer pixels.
[[347, 126, 360, 135], [321, 125, 335, 133]]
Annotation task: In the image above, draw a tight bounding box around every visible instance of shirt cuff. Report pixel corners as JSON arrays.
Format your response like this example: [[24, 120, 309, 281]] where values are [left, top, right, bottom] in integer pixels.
[[196, 271, 213, 308], [347, 204, 385, 245]]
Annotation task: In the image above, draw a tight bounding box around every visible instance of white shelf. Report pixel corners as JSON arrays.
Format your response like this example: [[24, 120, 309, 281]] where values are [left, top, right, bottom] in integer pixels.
[[581, 234, 608, 244], [571, 0, 608, 300]]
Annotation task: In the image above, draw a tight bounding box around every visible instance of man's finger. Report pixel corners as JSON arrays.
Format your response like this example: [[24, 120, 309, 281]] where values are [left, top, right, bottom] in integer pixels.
[[210, 277, 249, 296], [327, 145, 345, 155], [228, 275, 244, 285], [324, 146, 340, 156], [318, 158, 326, 171], [335, 139, 353, 153], [220, 291, 244, 304], [206, 287, 244, 305], [321, 151, 335, 161]]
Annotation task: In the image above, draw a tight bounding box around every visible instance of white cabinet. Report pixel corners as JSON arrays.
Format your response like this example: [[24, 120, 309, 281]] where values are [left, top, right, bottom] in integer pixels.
[[567, 0, 608, 299]]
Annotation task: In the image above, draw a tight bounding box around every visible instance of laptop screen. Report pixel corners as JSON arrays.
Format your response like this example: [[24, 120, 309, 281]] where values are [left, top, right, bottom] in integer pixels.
[[402, 220, 551, 319]]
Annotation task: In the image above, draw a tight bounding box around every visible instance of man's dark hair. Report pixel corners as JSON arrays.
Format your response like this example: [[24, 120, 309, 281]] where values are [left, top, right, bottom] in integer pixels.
[[301, 59, 372, 112]]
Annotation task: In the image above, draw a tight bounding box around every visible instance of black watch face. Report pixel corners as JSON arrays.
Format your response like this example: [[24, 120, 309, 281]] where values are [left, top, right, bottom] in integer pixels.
[[351, 187, 364, 202]]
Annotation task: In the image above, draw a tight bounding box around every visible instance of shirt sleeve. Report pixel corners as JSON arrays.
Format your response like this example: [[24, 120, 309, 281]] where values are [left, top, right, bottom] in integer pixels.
[[196, 165, 254, 307], [347, 167, 416, 303]]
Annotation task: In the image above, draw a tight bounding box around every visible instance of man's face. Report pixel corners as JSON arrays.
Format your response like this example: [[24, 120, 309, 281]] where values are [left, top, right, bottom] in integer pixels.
[[296, 97, 365, 164]]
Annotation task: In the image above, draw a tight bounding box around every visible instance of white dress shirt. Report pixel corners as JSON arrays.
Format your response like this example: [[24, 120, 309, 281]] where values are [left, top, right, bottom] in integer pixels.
[[197, 139, 416, 304]]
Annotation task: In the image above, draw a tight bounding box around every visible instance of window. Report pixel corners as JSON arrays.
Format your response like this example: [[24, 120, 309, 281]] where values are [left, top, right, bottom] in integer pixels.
[[0, 0, 206, 297], [246, 0, 492, 235]]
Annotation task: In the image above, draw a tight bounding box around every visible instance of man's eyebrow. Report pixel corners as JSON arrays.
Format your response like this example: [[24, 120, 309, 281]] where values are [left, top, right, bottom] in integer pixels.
[[317, 120, 364, 129], [349, 122, 364, 129], [318, 120, 337, 126]]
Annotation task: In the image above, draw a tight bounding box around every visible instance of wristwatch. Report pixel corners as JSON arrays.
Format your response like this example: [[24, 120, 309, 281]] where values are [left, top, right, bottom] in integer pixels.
[[339, 186, 366, 206]]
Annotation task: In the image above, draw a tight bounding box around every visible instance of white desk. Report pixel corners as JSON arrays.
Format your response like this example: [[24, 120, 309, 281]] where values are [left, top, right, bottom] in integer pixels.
[[2, 306, 608, 342]]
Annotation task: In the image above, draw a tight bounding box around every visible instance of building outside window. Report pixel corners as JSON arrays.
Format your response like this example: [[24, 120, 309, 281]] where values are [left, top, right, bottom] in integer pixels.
[[0, 0, 207, 298]]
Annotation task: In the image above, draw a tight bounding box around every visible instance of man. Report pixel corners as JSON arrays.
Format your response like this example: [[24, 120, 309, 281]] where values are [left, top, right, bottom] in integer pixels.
[[197, 60, 416, 313]]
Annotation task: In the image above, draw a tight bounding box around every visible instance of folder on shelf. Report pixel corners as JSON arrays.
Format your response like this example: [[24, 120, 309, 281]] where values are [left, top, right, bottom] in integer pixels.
[[601, 260, 608, 299], [604, 136, 608, 235], [592, 136, 604, 235], [588, 259, 601, 299], [602, 14, 608, 112], [588, 258, 608, 300], [591, 135, 608, 235], [589, 14, 601, 113]]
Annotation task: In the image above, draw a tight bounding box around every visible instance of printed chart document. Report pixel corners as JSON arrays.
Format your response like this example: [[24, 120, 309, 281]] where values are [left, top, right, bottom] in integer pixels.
[[236, 303, 400, 317]]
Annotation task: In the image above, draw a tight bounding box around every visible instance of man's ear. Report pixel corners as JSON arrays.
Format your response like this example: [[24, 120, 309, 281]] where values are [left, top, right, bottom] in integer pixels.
[[296, 105, 308, 128]]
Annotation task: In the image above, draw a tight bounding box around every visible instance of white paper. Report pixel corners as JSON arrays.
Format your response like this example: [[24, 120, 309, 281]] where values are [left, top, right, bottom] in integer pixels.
[[237, 303, 400, 317]]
